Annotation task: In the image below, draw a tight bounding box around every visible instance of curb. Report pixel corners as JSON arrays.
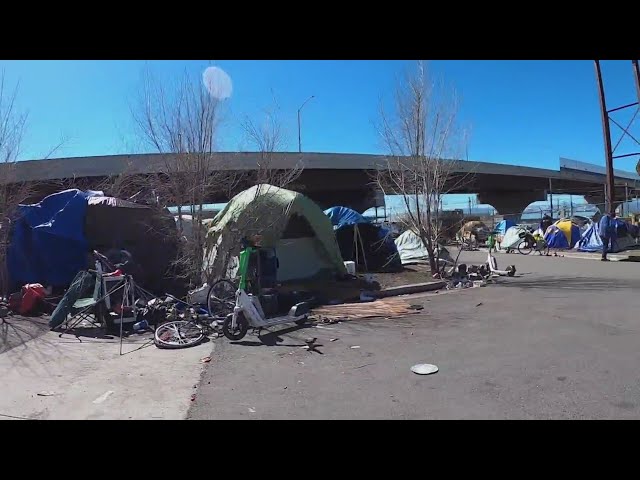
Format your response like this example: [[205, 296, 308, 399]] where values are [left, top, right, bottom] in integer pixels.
[[561, 254, 625, 262], [371, 281, 448, 298]]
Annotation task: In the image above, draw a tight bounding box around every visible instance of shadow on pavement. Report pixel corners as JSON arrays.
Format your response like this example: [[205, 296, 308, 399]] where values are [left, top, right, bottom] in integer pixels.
[[498, 276, 640, 291], [230, 323, 315, 347]]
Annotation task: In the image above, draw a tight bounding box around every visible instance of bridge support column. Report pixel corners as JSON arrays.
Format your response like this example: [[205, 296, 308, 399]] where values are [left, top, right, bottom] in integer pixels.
[[477, 190, 546, 223]]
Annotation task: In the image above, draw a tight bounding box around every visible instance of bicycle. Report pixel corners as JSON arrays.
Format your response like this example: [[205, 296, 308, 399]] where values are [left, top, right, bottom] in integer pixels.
[[516, 232, 549, 256], [152, 277, 240, 349]]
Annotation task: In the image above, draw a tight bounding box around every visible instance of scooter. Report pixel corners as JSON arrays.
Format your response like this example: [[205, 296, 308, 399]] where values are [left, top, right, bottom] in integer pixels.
[[487, 247, 517, 277], [222, 238, 311, 341]]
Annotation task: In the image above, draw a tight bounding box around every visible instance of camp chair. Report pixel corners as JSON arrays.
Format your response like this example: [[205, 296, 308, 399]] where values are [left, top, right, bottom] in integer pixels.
[[61, 272, 106, 332]]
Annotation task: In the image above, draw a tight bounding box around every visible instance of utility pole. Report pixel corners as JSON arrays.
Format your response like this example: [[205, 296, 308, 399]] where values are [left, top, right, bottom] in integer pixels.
[[569, 195, 574, 217], [548, 178, 554, 220], [625, 184, 629, 217], [297, 95, 315, 153], [633, 60, 640, 104], [594, 60, 616, 215]]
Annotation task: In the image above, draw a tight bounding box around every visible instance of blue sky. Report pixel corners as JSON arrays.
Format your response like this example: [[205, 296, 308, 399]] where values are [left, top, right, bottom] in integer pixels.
[[2, 60, 639, 214]]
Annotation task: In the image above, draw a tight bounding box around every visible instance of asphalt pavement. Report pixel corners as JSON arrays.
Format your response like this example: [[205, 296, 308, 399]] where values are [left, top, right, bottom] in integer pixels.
[[189, 251, 640, 419]]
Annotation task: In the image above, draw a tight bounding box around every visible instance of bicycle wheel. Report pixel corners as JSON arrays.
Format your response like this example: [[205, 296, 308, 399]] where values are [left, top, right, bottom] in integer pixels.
[[154, 321, 205, 349], [207, 279, 237, 318], [517, 241, 533, 255]]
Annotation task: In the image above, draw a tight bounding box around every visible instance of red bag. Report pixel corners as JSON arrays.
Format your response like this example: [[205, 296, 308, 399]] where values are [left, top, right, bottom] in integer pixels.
[[19, 284, 46, 315]]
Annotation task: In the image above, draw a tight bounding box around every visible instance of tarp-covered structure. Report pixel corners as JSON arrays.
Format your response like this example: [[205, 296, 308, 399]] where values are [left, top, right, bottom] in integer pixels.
[[324, 206, 401, 272], [501, 225, 530, 250], [204, 184, 346, 283], [495, 219, 516, 235], [8, 190, 93, 289], [395, 230, 428, 265], [544, 219, 581, 249], [576, 219, 638, 253], [459, 220, 491, 242], [8, 189, 179, 293]]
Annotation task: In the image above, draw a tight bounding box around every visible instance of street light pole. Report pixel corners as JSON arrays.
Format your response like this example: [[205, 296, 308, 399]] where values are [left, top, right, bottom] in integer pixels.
[[297, 95, 315, 153], [594, 60, 616, 214]]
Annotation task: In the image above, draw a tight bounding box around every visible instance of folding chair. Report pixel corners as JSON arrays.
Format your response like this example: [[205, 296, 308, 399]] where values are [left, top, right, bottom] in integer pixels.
[[62, 271, 106, 332]]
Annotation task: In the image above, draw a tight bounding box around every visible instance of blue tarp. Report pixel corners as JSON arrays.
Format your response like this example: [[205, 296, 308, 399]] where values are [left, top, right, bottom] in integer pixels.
[[324, 206, 369, 230], [495, 219, 516, 235], [577, 220, 636, 253], [7, 189, 91, 289], [325, 206, 401, 271]]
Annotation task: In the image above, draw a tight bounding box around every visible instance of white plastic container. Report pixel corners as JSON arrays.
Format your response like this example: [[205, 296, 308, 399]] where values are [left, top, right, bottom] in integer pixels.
[[344, 261, 356, 275]]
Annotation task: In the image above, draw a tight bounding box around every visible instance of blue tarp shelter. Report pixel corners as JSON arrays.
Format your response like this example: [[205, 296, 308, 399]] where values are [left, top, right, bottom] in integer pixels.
[[324, 206, 369, 229], [8, 189, 92, 289], [495, 219, 516, 235], [576, 220, 637, 253], [324, 206, 401, 272]]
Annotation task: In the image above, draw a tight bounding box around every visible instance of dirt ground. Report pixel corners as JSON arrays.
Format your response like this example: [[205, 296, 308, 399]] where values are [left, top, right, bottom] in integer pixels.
[[371, 264, 432, 289]]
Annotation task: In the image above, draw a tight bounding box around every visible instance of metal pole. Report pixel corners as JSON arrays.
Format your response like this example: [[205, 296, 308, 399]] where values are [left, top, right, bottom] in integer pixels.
[[297, 110, 301, 153], [549, 178, 554, 220], [570, 195, 573, 217], [594, 60, 616, 214], [632, 60, 640, 104], [625, 184, 629, 216], [297, 95, 315, 153]]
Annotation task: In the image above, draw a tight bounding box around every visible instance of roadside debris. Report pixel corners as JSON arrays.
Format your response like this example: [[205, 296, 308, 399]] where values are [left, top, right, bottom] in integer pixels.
[[200, 356, 212, 364], [311, 297, 420, 323], [351, 345, 361, 349], [329, 338, 338, 342], [37, 391, 58, 397], [411, 364, 439, 375]]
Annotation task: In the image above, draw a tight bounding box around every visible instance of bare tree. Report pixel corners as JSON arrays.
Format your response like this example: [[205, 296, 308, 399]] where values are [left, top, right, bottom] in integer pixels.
[[240, 100, 303, 189], [376, 61, 469, 273], [0, 72, 30, 294], [131, 68, 236, 287]]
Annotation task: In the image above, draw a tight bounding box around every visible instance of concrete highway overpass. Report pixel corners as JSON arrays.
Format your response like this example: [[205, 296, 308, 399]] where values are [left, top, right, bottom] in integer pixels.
[[2, 153, 639, 218]]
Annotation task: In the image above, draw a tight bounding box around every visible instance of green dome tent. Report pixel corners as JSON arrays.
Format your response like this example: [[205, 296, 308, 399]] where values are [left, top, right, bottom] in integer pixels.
[[203, 184, 346, 283]]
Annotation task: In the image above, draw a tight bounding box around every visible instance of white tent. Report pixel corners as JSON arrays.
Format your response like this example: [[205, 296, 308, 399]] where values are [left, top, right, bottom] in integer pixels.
[[395, 230, 428, 264], [500, 225, 529, 251], [394, 230, 453, 266]]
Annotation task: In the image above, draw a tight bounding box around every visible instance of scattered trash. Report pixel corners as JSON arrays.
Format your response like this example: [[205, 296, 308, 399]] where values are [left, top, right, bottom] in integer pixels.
[[187, 283, 209, 305], [329, 338, 338, 342], [350, 345, 361, 349], [476, 302, 483, 307], [408, 304, 424, 311], [37, 391, 57, 397], [200, 356, 212, 363], [92, 390, 114, 404], [248, 407, 256, 413], [284, 386, 288, 390], [190, 394, 196, 402], [132, 319, 149, 332], [411, 364, 439, 375]]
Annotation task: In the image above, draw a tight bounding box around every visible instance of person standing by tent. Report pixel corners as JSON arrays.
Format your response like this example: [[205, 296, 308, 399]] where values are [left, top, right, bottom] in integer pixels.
[[599, 210, 617, 261], [540, 214, 552, 233]]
